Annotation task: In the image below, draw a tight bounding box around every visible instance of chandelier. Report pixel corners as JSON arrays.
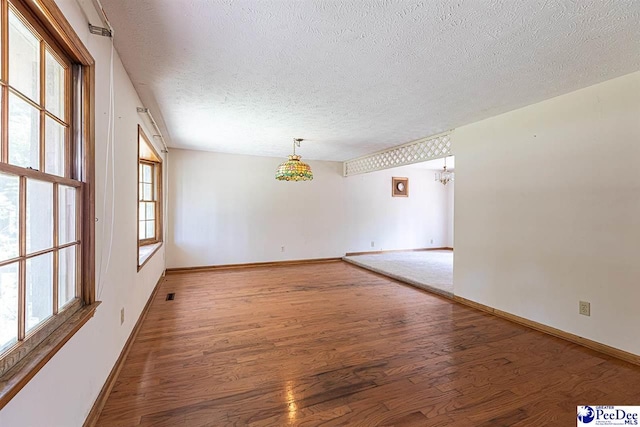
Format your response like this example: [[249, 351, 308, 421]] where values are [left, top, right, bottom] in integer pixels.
[[435, 157, 454, 186], [275, 138, 313, 181]]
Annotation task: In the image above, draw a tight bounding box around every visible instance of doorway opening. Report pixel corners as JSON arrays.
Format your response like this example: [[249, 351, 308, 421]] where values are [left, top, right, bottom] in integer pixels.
[[344, 155, 455, 297]]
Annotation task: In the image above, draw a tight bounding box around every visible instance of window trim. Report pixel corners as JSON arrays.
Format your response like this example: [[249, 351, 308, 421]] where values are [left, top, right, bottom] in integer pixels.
[[138, 159, 158, 244], [0, 0, 97, 410], [137, 125, 162, 270]]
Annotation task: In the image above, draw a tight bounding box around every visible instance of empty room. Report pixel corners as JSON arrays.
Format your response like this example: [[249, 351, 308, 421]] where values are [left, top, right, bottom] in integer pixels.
[[0, 0, 639, 426]]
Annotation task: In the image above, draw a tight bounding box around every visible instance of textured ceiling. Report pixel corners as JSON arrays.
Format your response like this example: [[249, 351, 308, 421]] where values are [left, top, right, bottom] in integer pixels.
[[99, 0, 640, 161]]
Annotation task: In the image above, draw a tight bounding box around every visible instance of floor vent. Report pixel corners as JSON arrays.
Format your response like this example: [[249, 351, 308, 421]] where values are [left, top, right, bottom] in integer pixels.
[[166, 293, 175, 301]]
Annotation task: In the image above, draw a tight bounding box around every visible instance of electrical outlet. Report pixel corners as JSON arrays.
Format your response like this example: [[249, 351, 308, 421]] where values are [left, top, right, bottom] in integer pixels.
[[281, 246, 285, 252], [371, 241, 375, 248], [579, 301, 590, 316], [120, 308, 125, 325], [430, 239, 434, 244]]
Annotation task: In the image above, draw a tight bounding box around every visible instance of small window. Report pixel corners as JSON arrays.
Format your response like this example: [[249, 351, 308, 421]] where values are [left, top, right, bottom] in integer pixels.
[[137, 126, 162, 268]]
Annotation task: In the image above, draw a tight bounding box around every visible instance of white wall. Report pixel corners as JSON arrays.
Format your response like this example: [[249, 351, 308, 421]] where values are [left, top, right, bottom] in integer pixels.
[[446, 180, 454, 248], [0, 1, 166, 425], [168, 150, 347, 266], [453, 71, 640, 356], [344, 165, 450, 253], [167, 149, 450, 268]]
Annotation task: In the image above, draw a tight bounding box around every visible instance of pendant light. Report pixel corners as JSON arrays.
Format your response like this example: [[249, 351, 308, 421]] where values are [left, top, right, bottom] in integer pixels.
[[275, 138, 313, 181], [435, 157, 454, 185]]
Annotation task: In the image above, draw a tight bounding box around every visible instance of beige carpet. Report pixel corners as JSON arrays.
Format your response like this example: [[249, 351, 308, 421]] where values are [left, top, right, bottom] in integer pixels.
[[343, 250, 453, 298]]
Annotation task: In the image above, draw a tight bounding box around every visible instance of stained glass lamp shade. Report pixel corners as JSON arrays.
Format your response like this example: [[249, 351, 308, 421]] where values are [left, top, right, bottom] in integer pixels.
[[276, 138, 313, 181]]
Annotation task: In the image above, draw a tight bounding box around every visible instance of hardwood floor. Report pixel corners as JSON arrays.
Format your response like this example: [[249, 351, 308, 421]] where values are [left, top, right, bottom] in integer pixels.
[[96, 262, 640, 426]]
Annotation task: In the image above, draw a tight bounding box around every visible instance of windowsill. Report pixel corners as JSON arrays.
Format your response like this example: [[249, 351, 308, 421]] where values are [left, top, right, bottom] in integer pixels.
[[138, 242, 162, 271], [0, 301, 100, 409]]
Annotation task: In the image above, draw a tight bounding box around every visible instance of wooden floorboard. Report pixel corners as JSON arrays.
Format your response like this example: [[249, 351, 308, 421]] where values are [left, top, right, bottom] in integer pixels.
[[95, 262, 640, 426]]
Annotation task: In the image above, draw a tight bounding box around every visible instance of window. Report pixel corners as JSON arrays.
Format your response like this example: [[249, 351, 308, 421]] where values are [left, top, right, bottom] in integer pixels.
[[0, 0, 95, 408], [138, 126, 162, 268]]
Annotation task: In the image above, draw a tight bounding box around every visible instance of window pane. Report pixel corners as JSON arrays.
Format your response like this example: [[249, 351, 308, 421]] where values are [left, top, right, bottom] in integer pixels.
[[58, 245, 76, 309], [9, 9, 40, 102], [45, 50, 65, 119], [26, 252, 53, 333], [139, 220, 155, 240], [0, 263, 19, 354], [139, 202, 155, 222], [9, 92, 40, 169], [0, 101, 3, 152], [26, 179, 53, 254], [143, 183, 153, 201], [45, 117, 65, 176], [0, 174, 20, 262], [142, 164, 152, 183], [58, 185, 76, 244], [146, 202, 155, 220], [146, 220, 155, 239]]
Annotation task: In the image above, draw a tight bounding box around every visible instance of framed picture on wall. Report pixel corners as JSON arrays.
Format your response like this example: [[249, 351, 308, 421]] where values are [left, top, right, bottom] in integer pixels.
[[392, 177, 409, 197]]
